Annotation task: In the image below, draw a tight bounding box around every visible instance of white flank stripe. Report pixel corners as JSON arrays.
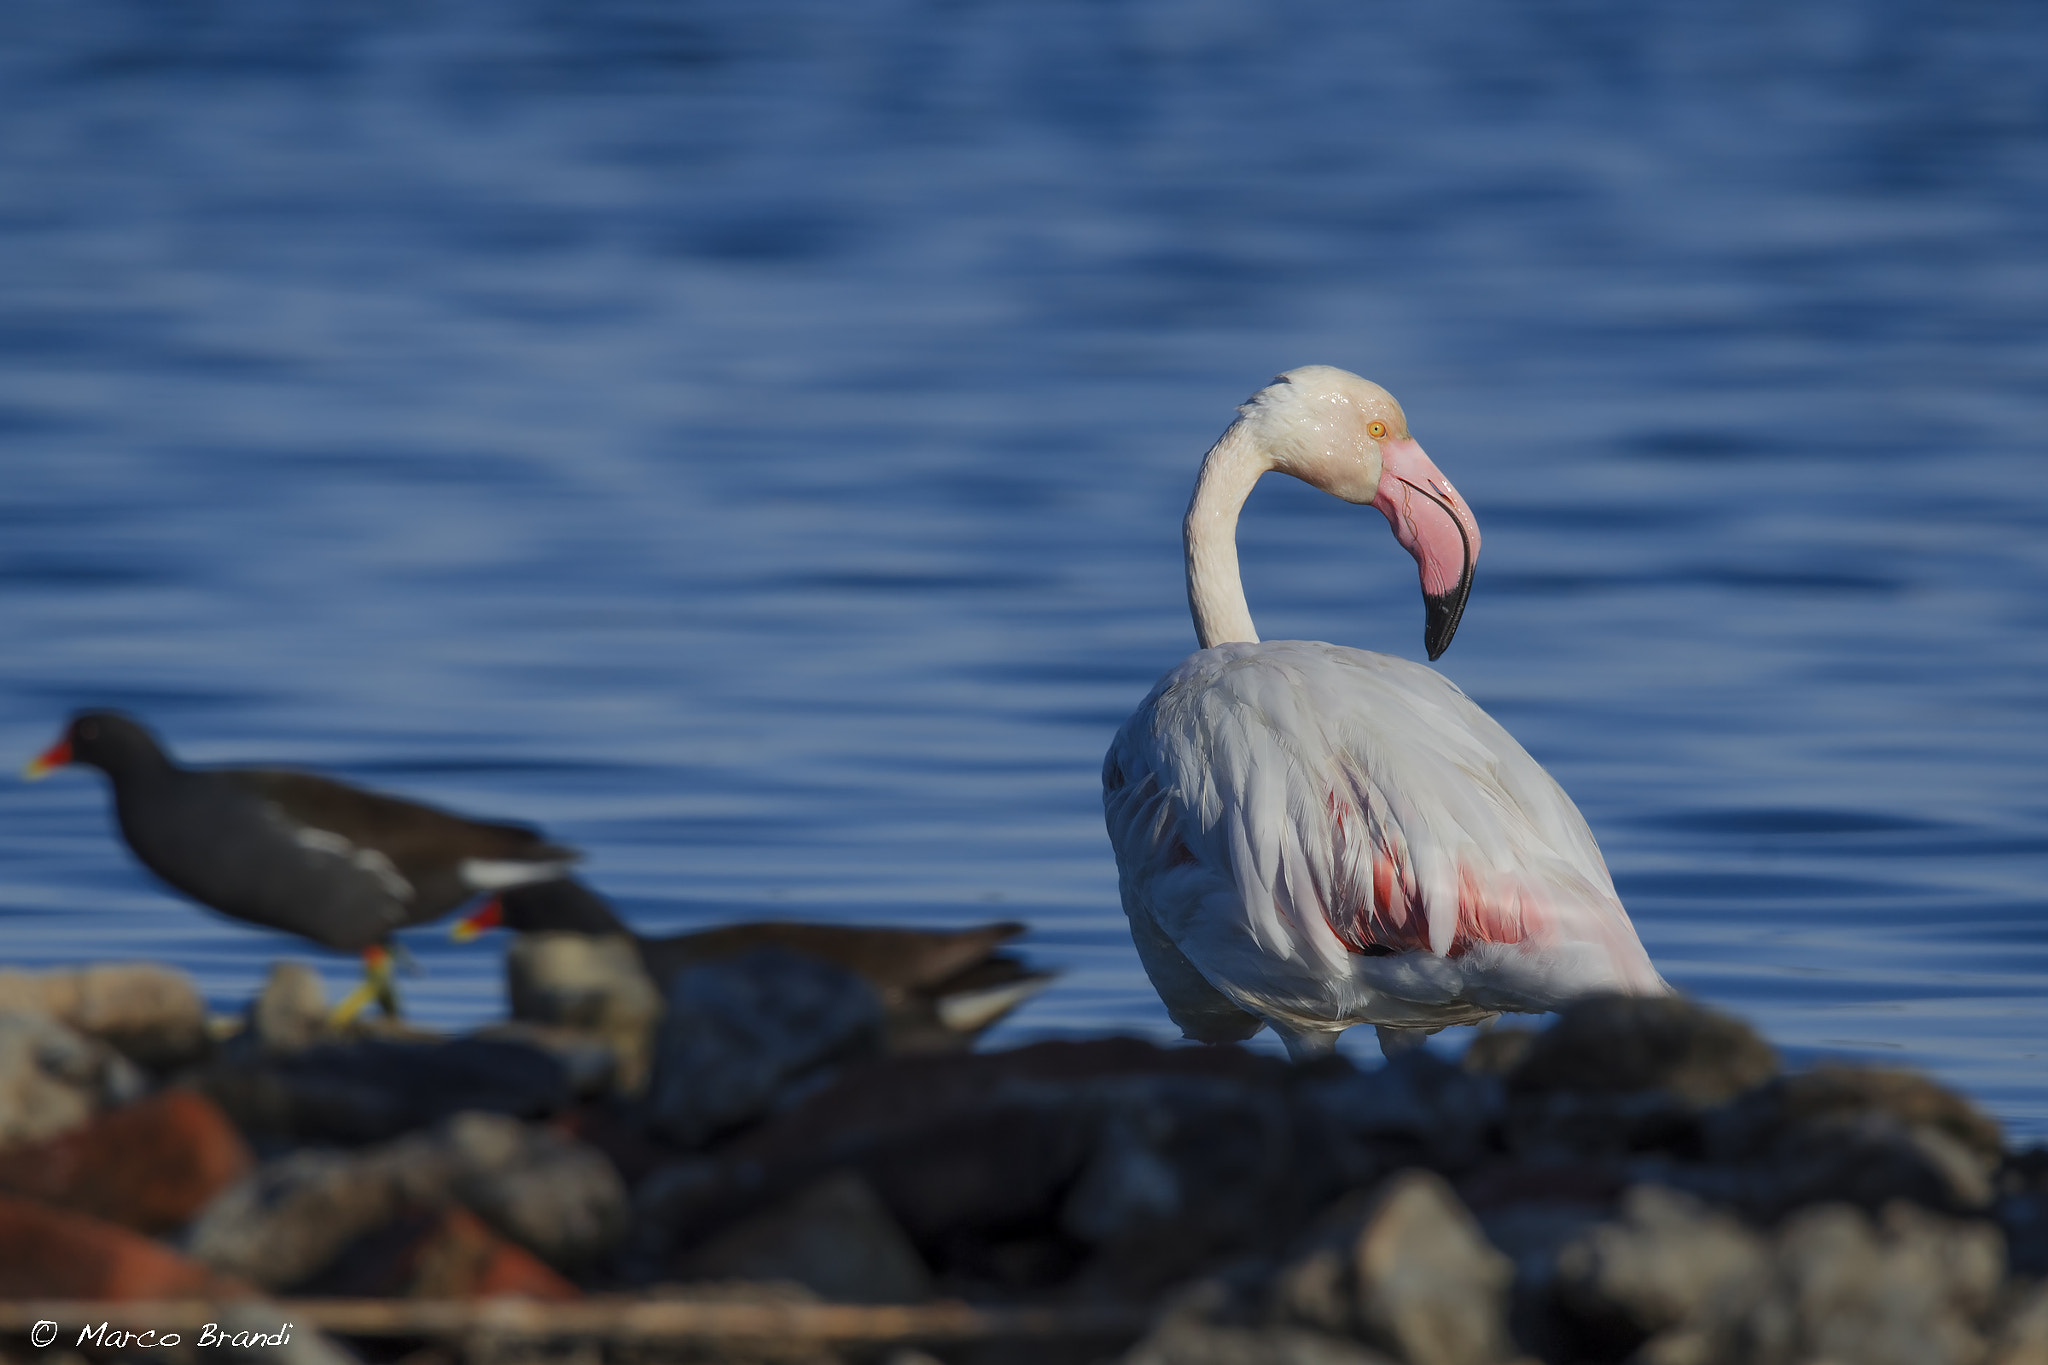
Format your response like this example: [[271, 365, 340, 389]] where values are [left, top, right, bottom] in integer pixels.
[[458, 858, 574, 891]]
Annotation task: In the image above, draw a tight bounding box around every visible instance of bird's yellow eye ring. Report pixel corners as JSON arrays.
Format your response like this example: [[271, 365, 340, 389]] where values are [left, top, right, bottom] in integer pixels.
[[1367, 421, 1388, 439]]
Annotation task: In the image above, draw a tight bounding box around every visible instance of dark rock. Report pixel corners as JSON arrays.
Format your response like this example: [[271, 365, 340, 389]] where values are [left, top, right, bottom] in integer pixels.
[[648, 947, 884, 1148], [1506, 995, 1777, 1106], [471, 1021, 621, 1099], [0, 1193, 246, 1298], [1638, 1200, 2004, 1365], [507, 932, 663, 1093], [2000, 1146, 2048, 1276], [187, 1110, 625, 1288], [1991, 1280, 2048, 1365], [1552, 1185, 1765, 1343], [0, 1088, 252, 1234], [1460, 1028, 1537, 1078], [301, 1203, 581, 1299], [1130, 1281, 1400, 1365], [0, 1010, 144, 1143], [678, 1170, 934, 1304], [249, 961, 329, 1053], [1671, 1109, 1996, 1219], [1295, 1050, 1501, 1178], [194, 1035, 574, 1144], [0, 962, 210, 1070]]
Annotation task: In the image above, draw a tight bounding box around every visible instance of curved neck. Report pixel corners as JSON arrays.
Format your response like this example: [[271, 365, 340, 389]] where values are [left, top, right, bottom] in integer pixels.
[[1183, 420, 1270, 648]]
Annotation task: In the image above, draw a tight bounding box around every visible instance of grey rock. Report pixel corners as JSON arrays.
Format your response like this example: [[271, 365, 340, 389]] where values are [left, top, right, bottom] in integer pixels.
[[0, 1010, 145, 1143], [1640, 1200, 2005, 1365], [1554, 1185, 1765, 1337], [1709, 1065, 2004, 1168], [0, 962, 209, 1070], [1133, 1282, 1400, 1365], [648, 947, 883, 1147], [187, 1110, 626, 1287], [1296, 1051, 1502, 1177], [1670, 1110, 1996, 1219], [1991, 1281, 2048, 1365], [1507, 995, 1777, 1107], [1353, 1171, 1517, 1365], [677, 1170, 932, 1304], [440, 1110, 629, 1269], [249, 962, 329, 1054], [507, 932, 663, 1092]]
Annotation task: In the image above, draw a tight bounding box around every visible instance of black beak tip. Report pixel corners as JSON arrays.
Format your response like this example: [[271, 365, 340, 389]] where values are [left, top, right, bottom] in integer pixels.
[[1422, 578, 1473, 661]]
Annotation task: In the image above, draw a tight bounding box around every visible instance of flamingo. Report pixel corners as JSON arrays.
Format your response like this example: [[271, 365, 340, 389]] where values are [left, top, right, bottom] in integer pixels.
[[1102, 366, 1665, 1060]]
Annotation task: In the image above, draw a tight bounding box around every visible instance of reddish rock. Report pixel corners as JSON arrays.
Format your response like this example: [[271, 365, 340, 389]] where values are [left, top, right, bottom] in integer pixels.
[[0, 1194, 244, 1298], [303, 1205, 579, 1300], [0, 1089, 253, 1234]]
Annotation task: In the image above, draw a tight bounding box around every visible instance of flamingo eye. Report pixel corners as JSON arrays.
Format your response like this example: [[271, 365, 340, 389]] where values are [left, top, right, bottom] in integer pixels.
[[1367, 421, 1388, 439]]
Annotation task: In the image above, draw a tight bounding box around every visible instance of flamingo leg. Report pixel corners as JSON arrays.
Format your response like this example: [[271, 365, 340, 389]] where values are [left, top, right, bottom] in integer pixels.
[[327, 944, 400, 1024], [1274, 1024, 1343, 1062]]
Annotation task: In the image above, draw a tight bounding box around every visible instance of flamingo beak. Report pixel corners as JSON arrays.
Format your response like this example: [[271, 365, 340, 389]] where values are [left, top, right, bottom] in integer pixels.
[[1371, 438, 1482, 660], [450, 897, 504, 942], [22, 736, 72, 781]]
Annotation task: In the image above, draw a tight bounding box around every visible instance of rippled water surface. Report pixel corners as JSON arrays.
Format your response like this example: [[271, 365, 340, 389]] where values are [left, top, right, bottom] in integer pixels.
[[2, 2, 2044, 1132]]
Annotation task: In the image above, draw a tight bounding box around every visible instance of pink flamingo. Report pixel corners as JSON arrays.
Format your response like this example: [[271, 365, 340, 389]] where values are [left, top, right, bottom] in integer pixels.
[[1103, 366, 1665, 1059]]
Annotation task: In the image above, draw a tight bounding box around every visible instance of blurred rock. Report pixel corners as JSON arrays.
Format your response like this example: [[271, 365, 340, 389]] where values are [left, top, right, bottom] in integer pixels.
[[440, 1110, 628, 1270], [0, 1010, 144, 1144], [1991, 1281, 2048, 1365], [188, 1110, 625, 1288], [679, 1170, 933, 1304], [300, 1203, 580, 1300], [1506, 995, 1777, 1106], [2001, 1146, 2048, 1276], [507, 931, 663, 1092], [1130, 1280, 1400, 1365], [0, 962, 209, 1070], [1295, 1050, 1501, 1179], [1272, 1171, 1514, 1365], [648, 947, 884, 1147], [249, 961, 329, 1053], [1639, 1200, 2004, 1365], [193, 1034, 574, 1144], [0, 1088, 251, 1234], [472, 1021, 620, 1099], [1553, 1185, 1765, 1342], [1715, 1065, 2005, 1166], [0, 1192, 245, 1297]]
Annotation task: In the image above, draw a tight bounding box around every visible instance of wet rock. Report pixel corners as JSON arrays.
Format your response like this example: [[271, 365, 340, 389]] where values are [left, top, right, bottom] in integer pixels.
[[440, 1110, 628, 1270], [187, 1111, 624, 1288], [0, 962, 210, 1070], [1639, 1200, 2005, 1365], [0, 1010, 144, 1143], [1553, 1185, 1765, 1342], [0, 1193, 245, 1297], [301, 1203, 581, 1299], [1273, 1171, 1515, 1365], [507, 932, 664, 1092], [679, 1170, 934, 1304], [0, 1088, 252, 1234], [648, 947, 884, 1147], [1506, 995, 1777, 1107], [249, 961, 330, 1053], [194, 1034, 574, 1144]]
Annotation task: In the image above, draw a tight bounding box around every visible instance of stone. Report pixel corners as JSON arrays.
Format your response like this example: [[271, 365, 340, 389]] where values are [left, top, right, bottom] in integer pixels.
[[440, 1110, 629, 1269], [1640, 1200, 2005, 1365], [1506, 995, 1778, 1106], [1352, 1171, 1516, 1365], [0, 962, 209, 1070], [0, 1088, 252, 1234], [1990, 1281, 2048, 1365], [301, 1203, 580, 1299], [1134, 1281, 1401, 1365], [678, 1170, 933, 1304], [1295, 1050, 1501, 1178], [0, 1193, 244, 1297], [186, 1111, 625, 1288], [1682, 1108, 1996, 1218], [194, 1035, 574, 1144], [471, 1022, 621, 1099], [1553, 1185, 1765, 1339], [0, 1010, 144, 1144], [507, 932, 664, 1092], [249, 961, 330, 1053], [648, 947, 884, 1147]]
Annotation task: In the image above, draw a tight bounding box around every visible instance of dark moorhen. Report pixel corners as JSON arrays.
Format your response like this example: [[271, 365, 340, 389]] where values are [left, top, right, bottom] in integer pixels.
[[455, 877, 1054, 1050], [23, 710, 577, 1020]]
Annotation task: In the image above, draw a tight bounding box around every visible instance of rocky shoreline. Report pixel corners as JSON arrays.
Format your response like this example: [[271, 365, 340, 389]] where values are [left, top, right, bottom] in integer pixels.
[[1, 946, 2045, 1365]]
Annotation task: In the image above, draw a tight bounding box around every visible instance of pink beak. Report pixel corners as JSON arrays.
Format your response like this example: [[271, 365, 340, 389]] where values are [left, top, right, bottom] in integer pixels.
[[1371, 438, 1482, 660]]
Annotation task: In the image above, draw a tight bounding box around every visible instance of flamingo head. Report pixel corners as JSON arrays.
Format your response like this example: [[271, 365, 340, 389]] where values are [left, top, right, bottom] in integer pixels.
[[1239, 365, 1482, 659]]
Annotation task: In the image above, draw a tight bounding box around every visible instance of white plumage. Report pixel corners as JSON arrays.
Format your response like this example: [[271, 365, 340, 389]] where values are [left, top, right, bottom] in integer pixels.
[[1103, 366, 1664, 1059]]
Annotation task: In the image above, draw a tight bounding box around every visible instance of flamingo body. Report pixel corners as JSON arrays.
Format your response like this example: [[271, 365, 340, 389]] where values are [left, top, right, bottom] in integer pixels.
[[1102, 366, 1665, 1057]]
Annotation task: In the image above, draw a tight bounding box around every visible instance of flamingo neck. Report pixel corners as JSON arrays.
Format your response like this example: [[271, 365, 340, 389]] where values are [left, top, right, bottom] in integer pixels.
[[1184, 420, 1270, 649]]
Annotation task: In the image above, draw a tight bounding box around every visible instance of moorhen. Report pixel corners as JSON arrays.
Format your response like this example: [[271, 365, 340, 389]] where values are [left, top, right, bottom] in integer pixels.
[[454, 877, 1054, 1050], [24, 710, 577, 1020]]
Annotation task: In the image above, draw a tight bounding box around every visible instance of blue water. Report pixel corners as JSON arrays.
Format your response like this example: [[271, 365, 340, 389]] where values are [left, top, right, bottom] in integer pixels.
[[1, 3, 2044, 1134]]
